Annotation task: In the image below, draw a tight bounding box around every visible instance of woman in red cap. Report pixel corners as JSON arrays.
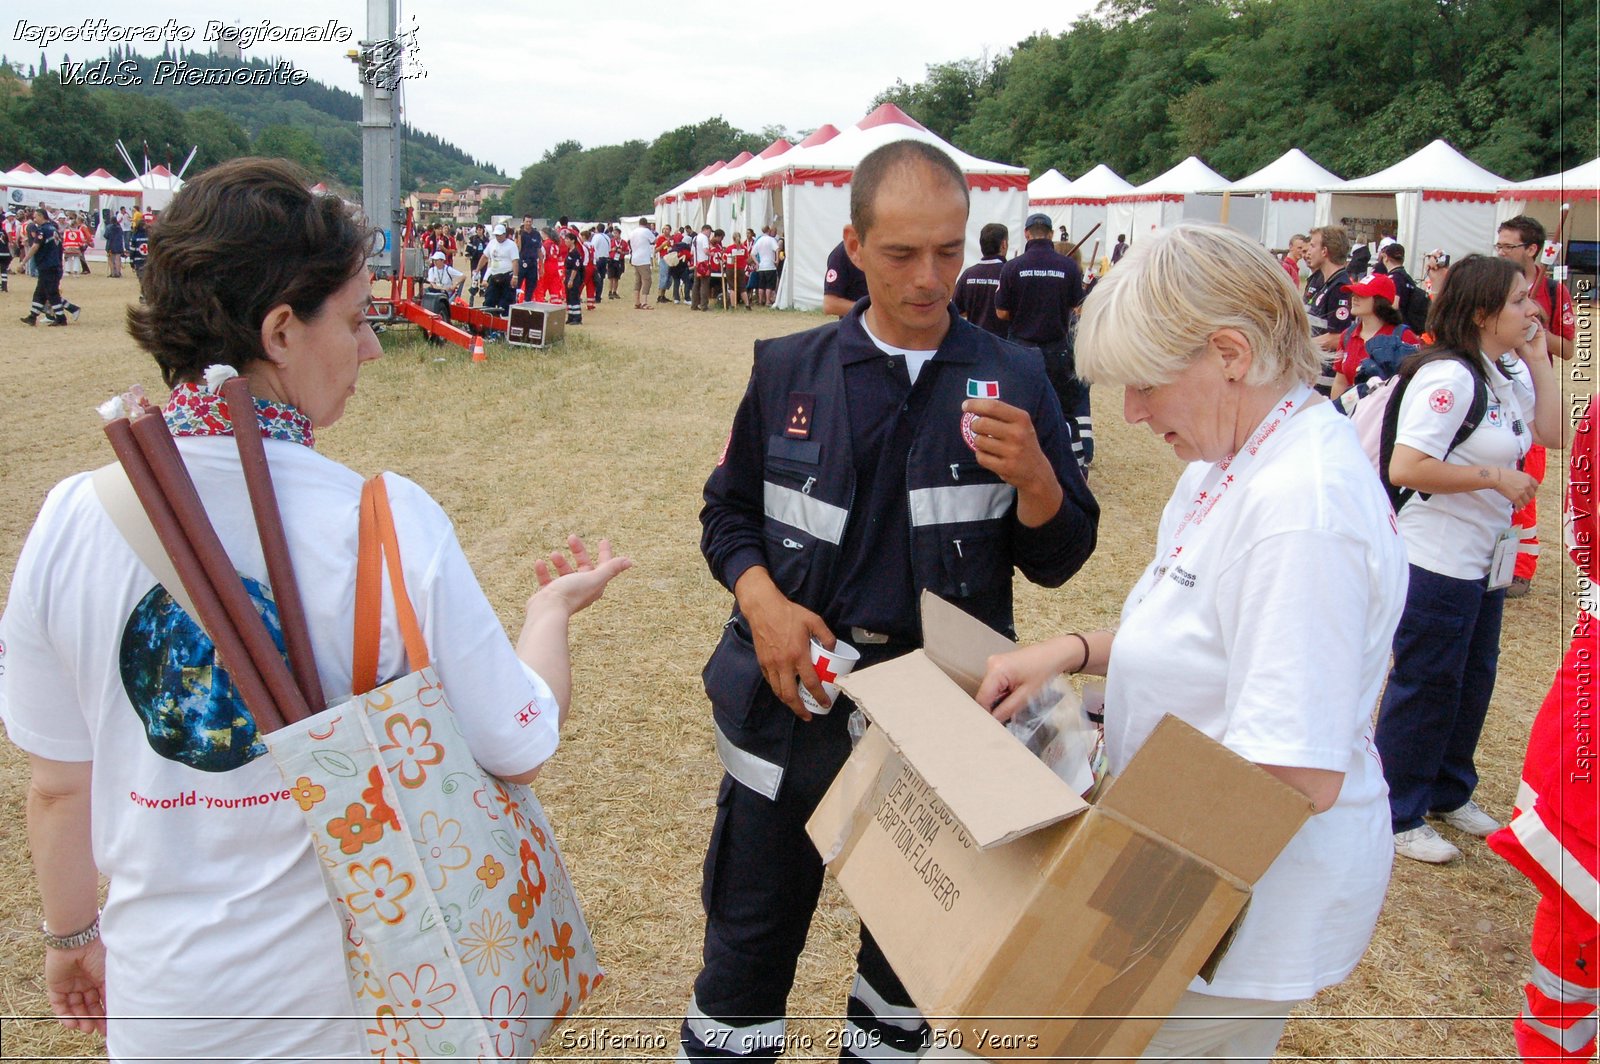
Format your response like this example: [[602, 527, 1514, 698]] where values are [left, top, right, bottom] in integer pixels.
[[1329, 272, 1419, 402]]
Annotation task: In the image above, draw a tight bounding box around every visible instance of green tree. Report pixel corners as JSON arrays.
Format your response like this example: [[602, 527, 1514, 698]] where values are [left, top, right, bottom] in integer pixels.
[[255, 125, 325, 174], [183, 107, 250, 170], [20, 71, 114, 172], [99, 92, 189, 170], [872, 54, 1006, 143]]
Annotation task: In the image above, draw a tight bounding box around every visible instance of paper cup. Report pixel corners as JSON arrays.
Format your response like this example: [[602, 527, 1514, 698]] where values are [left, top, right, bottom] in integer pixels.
[[800, 637, 860, 716]]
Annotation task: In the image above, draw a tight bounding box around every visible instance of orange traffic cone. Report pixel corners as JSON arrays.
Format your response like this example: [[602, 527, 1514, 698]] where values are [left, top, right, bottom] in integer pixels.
[[471, 335, 487, 363]]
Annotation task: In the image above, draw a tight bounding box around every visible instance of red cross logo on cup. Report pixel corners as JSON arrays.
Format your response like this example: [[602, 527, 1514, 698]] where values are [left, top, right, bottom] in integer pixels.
[[814, 656, 838, 685]]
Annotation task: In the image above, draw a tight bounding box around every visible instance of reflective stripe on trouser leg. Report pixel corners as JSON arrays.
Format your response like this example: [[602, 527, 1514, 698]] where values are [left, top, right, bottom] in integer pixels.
[[679, 992, 787, 1061], [842, 929, 930, 1062], [1517, 894, 1600, 1060], [683, 715, 853, 1063]]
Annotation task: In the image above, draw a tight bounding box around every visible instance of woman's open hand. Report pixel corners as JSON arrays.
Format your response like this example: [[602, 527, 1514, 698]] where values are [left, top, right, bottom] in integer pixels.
[[532, 535, 633, 617]]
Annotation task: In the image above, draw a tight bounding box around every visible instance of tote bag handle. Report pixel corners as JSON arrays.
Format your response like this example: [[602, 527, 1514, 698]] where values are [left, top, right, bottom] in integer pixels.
[[352, 475, 432, 696]]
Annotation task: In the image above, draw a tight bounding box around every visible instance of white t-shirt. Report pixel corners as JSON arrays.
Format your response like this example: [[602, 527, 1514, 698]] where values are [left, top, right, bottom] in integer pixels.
[[1394, 354, 1535, 579], [590, 231, 612, 260], [628, 226, 656, 266], [425, 263, 463, 290], [0, 439, 559, 1060], [693, 231, 711, 265], [480, 236, 517, 277], [861, 316, 937, 384], [751, 234, 779, 271], [1105, 400, 1407, 1000]]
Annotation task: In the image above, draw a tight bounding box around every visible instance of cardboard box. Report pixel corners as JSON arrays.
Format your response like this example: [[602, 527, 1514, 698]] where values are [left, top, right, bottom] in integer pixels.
[[807, 593, 1311, 1061]]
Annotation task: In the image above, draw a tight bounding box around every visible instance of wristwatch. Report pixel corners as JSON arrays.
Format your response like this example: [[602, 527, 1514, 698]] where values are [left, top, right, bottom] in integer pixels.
[[41, 912, 101, 950]]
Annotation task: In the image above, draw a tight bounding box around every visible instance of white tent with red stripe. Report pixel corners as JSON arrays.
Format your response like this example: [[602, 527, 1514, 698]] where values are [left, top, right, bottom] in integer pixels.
[[1495, 157, 1600, 248], [1315, 139, 1506, 260], [715, 128, 844, 247], [1027, 169, 1074, 208], [1033, 164, 1132, 258], [656, 162, 719, 229], [1192, 149, 1343, 249], [747, 104, 1027, 310], [709, 139, 795, 237], [1105, 156, 1229, 245], [2, 163, 92, 210], [87, 167, 139, 200]]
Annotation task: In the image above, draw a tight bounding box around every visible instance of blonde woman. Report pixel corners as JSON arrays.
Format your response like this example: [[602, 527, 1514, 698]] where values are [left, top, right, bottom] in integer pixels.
[[978, 222, 1408, 1063]]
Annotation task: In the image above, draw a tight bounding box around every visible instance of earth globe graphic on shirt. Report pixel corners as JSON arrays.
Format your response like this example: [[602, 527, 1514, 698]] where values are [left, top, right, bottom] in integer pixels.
[[119, 576, 285, 772]]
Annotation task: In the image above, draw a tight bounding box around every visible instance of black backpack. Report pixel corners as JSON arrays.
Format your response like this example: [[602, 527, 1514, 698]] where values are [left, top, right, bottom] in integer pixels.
[[1394, 270, 1430, 334], [1377, 350, 1514, 514]]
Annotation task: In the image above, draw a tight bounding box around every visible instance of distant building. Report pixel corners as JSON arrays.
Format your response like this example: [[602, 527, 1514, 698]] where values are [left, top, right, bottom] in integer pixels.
[[404, 182, 511, 228]]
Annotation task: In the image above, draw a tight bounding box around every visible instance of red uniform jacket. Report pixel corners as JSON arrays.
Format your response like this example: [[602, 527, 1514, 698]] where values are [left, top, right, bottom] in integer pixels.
[[1490, 398, 1599, 932]]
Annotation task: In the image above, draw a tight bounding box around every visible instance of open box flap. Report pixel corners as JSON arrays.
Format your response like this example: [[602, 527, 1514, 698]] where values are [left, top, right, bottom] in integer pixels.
[[1096, 715, 1312, 883], [919, 590, 1020, 698], [838, 651, 1087, 850]]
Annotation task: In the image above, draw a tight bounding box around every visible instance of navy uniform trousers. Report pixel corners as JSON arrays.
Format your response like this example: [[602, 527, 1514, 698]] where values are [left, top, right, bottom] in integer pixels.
[[680, 647, 931, 1063], [1038, 334, 1093, 467]]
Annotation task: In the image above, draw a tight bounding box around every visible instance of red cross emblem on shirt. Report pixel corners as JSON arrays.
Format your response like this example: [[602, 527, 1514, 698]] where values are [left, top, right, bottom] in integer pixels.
[[1279, 399, 1295, 414], [814, 656, 838, 685], [515, 701, 538, 727]]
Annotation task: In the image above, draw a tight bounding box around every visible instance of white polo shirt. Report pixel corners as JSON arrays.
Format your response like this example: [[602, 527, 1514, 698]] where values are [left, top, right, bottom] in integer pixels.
[[1394, 353, 1534, 579]]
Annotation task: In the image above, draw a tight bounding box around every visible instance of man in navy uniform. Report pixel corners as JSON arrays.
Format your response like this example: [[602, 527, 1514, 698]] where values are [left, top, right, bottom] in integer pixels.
[[954, 221, 1008, 337], [994, 212, 1088, 464], [19, 207, 77, 326], [1302, 225, 1353, 395], [820, 239, 869, 317], [516, 215, 543, 304], [682, 140, 1098, 1063]]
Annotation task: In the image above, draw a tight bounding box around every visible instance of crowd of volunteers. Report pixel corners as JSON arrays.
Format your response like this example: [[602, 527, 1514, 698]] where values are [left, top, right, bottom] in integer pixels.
[[414, 215, 785, 332], [0, 141, 1587, 1064]]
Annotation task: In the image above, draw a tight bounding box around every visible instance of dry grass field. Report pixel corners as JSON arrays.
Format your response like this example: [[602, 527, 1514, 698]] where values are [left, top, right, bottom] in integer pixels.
[[0, 267, 1583, 1061]]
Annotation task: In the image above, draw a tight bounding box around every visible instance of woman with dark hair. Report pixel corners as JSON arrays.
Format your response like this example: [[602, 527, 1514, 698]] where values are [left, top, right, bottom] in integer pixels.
[[1330, 272, 1419, 400], [0, 157, 630, 1059], [1376, 253, 1562, 864]]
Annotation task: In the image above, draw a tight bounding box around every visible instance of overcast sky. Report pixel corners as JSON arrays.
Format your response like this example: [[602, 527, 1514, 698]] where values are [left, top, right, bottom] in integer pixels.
[[8, 0, 1099, 176]]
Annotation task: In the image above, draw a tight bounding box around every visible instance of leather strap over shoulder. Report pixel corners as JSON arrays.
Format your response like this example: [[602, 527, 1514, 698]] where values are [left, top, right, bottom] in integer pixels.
[[352, 475, 431, 695]]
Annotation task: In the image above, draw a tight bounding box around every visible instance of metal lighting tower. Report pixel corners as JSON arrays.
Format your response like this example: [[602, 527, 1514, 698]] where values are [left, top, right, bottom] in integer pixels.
[[356, 0, 403, 279]]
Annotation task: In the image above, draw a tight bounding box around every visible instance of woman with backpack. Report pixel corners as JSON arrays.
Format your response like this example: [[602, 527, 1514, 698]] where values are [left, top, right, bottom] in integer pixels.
[[1376, 253, 1563, 864], [1329, 273, 1419, 401]]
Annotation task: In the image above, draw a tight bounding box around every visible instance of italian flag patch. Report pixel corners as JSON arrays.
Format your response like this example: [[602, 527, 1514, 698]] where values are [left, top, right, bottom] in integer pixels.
[[967, 379, 1000, 399]]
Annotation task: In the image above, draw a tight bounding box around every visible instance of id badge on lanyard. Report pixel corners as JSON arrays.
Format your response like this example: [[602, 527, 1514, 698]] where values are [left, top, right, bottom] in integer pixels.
[[1134, 383, 1317, 604]]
